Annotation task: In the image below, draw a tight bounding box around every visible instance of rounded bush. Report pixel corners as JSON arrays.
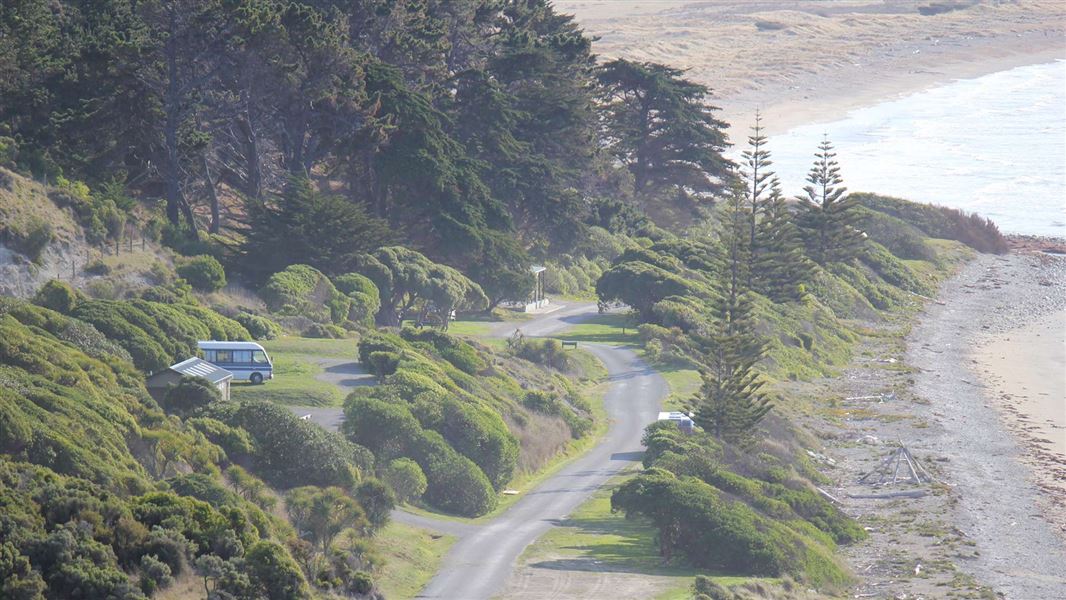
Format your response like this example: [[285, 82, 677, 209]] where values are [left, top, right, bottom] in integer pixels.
[[163, 375, 221, 416], [382, 458, 427, 504], [176, 255, 227, 292], [235, 312, 281, 340], [33, 280, 78, 314], [260, 264, 348, 324], [303, 323, 346, 339]]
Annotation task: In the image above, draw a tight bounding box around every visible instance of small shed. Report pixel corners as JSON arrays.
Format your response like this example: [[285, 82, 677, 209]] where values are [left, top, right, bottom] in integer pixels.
[[146, 357, 233, 403]]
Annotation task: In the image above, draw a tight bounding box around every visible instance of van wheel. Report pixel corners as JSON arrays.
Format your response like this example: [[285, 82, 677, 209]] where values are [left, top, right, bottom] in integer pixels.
[[250, 373, 263, 385]]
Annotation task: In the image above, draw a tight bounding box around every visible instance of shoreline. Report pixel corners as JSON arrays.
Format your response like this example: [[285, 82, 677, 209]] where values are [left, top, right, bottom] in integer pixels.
[[718, 38, 1065, 136], [971, 308, 1066, 529], [908, 252, 1066, 596]]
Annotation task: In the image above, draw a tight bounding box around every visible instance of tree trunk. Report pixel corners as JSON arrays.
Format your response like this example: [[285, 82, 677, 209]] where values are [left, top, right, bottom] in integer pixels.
[[202, 153, 221, 233]]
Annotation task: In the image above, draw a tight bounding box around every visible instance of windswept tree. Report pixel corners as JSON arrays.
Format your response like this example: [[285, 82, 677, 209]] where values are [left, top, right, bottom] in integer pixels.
[[798, 136, 863, 264], [596, 260, 697, 320], [598, 59, 731, 206], [354, 247, 488, 327]]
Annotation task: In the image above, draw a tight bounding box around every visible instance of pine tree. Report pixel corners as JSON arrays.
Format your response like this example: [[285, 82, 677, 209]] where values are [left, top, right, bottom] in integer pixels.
[[755, 177, 814, 302], [688, 182, 772, 446], [740, 111, 773, 289], [798, 136, 863, 264]]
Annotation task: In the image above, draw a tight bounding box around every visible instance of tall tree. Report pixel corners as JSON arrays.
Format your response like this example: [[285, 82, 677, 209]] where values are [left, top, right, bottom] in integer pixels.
[[755, 178, 813, 302], [798, 135, 863, 264], [598, 59, 731, 205], [688, 182, 771, 446], [132, 0, 236, 234], [740, 111, 773, 289]]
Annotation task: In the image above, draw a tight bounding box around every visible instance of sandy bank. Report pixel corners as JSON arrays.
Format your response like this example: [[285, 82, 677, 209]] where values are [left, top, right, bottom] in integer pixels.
[[556, 0, 1066, 134]]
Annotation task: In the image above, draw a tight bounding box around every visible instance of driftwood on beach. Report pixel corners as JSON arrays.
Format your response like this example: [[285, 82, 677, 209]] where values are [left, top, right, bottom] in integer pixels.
[[858, 441, 935, 487]]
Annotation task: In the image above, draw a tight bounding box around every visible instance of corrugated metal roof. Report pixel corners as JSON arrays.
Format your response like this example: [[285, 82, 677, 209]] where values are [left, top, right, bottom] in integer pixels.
[[169, 357, 233, 383]]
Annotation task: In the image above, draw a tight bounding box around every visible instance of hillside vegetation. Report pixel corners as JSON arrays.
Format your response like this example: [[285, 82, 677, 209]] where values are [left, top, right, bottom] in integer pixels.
[[0, 1, 1016, 597]]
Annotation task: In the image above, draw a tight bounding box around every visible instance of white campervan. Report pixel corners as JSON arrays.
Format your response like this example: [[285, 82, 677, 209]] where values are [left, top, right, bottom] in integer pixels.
[[197, 341, 273, 384]]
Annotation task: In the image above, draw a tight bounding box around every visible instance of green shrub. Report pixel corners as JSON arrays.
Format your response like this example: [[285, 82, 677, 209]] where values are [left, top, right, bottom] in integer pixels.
[[260, 265, 349, 324], [162, 376, 221, 416], [435, 399, 517, 489], [357, 331, 405, 365], [304, 323, 346, 339], [209, 401, 369, 488], [139, 553, 174, 595], [245, 541, 311, 600], [335, 273, 381, 326], [853, 192, 1007, 254], [33, 280, 78, 314], [353, 478, 395, 532], [514, 338, 571, 371], [693, 576, 732, 600], [410, 429, 497, 517], [342, 396, 496, 516], [382, 458, 427, 504], [367, 351, 400, 382], [523, 390, 561, 414], [611, 469, 852, 586], [234, 312, 281, 340], [176, 255, 227, 292]]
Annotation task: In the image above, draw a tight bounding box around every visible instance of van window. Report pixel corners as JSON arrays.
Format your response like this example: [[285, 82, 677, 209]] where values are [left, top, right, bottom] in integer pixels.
[[215, 350, 233, 363], [252, 350, 268, 364], [234, 350, 252, 363]]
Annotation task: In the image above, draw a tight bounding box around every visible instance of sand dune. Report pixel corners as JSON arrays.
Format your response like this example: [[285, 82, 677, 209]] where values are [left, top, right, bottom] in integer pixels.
[[556, 0, 1066, 133]]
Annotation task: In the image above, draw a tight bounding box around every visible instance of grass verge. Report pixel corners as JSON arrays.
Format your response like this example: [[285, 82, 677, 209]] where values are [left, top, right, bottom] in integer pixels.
[[374, 521, 457, 600], [518, 472, 779, 596]]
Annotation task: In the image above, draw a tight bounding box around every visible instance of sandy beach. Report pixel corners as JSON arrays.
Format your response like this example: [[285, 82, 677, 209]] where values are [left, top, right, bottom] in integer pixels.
[[972, 307, 1066, 515], [556, 0, 1066, 133]]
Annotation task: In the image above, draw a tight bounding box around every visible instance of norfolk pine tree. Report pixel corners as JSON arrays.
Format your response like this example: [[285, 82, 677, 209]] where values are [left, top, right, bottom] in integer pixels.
[[740, 111, 773, 289], [689, 182, 772, 446], [739, 113, 811, 301], [756, 177, 814, 301], [798, 136, 864, 264]]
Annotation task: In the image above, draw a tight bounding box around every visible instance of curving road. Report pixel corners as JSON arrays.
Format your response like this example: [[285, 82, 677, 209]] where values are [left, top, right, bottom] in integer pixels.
[[414, 303, 666, 599]]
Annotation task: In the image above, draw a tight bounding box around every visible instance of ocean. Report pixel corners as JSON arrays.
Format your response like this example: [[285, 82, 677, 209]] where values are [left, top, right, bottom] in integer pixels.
[[760, 60, 1066, 239]]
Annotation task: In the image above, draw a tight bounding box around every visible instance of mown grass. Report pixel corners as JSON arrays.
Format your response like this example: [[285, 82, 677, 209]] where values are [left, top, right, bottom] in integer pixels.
[[520, 473, 780, 595], [230, 335, 363, 406], [651, 358, 701, 412], [374, 521, 457, 600], [262, 335, 361, 359], [551, 311, 640, 347]]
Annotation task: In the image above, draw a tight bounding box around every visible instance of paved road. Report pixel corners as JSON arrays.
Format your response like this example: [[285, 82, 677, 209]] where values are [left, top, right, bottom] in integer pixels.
[[415, 304, 666, 600], [287, 358, 374, 431]]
